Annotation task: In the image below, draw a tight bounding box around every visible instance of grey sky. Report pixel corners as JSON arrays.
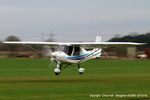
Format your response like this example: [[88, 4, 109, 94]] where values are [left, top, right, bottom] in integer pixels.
[[0, 0, 150, 41]]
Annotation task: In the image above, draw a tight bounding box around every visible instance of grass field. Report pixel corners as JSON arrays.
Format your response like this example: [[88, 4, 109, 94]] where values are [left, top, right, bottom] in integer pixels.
[[0, 58, 150, 100]]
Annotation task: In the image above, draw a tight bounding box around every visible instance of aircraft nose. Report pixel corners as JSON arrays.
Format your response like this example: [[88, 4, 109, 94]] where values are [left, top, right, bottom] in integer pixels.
[[51, 52, 56, 57], [51, 52, 59, 59]]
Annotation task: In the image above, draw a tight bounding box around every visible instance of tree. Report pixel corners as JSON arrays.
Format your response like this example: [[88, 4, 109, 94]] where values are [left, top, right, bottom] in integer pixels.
[[4, 35, 21, 51], [128, 32, 139, 36], [5, 35, 21, 41]]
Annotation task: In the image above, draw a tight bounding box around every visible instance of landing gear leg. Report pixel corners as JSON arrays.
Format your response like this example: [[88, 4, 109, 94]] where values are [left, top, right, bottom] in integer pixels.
[[78, 64, 85, 74]]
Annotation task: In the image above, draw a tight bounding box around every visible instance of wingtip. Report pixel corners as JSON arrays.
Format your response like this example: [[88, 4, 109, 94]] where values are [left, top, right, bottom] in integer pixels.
[[136, 43, 147, 45]]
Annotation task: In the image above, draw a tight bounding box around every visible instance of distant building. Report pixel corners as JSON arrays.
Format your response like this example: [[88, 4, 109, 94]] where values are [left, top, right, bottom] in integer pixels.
[[115, 46, 137, 58], [127, 47, 137, 58]]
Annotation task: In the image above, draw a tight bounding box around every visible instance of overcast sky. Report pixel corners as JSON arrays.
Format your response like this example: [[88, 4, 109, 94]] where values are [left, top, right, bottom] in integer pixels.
[[0, 0, 150, 41]]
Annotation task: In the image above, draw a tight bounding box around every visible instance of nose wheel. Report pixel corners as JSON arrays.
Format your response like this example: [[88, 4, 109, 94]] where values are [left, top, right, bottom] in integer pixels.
[[54, 64, 62, 76], [54, 68, 61, 75]]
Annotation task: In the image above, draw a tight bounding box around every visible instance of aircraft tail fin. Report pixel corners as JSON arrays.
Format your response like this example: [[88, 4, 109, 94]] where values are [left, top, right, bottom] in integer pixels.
[[94, 35, 102, 58], [95, 35, 101, 42]]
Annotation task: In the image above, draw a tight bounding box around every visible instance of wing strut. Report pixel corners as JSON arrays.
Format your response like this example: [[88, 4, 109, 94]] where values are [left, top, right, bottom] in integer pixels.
[[102, 49, 109, 58], [78, 48, 102, 63], [23, 44, 43, 54]]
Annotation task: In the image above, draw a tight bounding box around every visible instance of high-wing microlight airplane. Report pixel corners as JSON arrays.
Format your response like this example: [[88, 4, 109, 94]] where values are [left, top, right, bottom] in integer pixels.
[[3, 36, 145, 75]]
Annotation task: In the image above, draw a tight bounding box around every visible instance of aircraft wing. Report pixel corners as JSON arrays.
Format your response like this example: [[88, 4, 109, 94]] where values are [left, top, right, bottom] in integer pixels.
[[70, 42, 145, 48], [3, 41, 70, 46], [3, 41, 145, 48], [2, 41, 69, 48]]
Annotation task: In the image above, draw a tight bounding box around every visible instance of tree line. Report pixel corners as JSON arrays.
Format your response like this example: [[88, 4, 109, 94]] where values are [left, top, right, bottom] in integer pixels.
[[108, 32, 150, 50], [0, 35, 43, 52]]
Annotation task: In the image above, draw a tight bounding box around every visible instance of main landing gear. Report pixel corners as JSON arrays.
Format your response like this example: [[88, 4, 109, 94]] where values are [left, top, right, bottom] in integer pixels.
[[54, 64, 85, 75]]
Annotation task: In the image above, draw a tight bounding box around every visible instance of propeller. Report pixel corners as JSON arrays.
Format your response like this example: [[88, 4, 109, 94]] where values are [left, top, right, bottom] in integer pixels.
[[41, 46, 53, 57], [41, 46, 56, 74]]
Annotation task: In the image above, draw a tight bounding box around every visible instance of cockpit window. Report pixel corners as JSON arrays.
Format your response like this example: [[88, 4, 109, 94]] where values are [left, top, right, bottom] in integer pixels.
[[56, 46, 71, 54], [67, 46, 73, 56], [56, 46, 65, 52], [56, 46, 80, 56], [73, 47, 80, 56]]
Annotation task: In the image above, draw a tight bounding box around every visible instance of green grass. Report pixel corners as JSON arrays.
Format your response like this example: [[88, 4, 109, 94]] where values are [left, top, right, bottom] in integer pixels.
[[0, 53, 8, 56], [0, 58, 150, 100]]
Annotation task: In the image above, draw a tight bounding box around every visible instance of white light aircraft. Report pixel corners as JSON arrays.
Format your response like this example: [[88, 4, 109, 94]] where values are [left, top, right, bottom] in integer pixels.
[[3, 36, 145, 75]]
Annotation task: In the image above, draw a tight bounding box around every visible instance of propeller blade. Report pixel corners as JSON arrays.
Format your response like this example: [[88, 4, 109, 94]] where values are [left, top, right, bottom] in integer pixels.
[[41, 46, 53, 57]]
